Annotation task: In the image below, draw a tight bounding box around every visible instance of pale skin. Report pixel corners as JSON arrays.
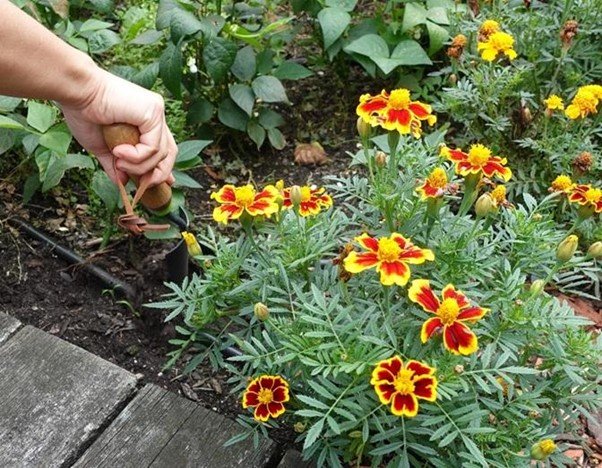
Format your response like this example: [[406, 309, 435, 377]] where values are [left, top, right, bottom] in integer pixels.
[[0, 0, 177, 187]]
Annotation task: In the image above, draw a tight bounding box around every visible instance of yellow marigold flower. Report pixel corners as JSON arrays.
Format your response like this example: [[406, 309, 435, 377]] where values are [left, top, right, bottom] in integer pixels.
[[357, 89, 436, 138], [181, 231, 202, 257], [417, 167, 448, 199], [282, 185, 333, 217], [565, 85, 601, 119], [242, 375, 289, 422], [479, 20, 500, 39], [370, 356, 437, 417], [478, 31, 517, 62], [211, 184, 279, 224], [550, 174, 573, 193], [531, 439, 557, 460], [490, 185, 507, 207], [544, 94, 564, 111]]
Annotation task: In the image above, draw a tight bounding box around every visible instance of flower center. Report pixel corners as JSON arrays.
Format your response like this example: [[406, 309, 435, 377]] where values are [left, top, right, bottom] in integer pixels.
[[257, 388, 273, 404], [394, 369, 415, 395], [388, 89, 411, 109], [300, 186, 312, 202], [467, 144, 492, 166], [585, 188, 601, 203], [428, 168, 448, 188], [236, 186, 256, 207], [552, 175, 572, 191], [491, 185, 506, 204], [437, 298, 460, 325], [574, 90, 598, 112], [489, 32, 514, 51], [377, 238, 402, 262]]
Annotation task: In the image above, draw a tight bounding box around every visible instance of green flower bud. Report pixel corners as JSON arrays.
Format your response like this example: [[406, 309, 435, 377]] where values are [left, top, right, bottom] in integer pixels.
[[530, 439, 557, 460], [374, 151, 387, 167], [556, 235, 578, 262], [530, 279, 545, 295], [356, 117, 372, 139], [587, 241, 602, 259], [290, 185, 302, 208], [181, 231, 202, 257], [253, 302, 269, 321], [475, 193, 494, 218]]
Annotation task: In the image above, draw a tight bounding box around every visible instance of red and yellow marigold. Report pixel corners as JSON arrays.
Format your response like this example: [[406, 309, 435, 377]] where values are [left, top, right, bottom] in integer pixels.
[[417, 167, 449, 199], [211, 184, 279, 224], [344, 233, 434, 286], [357, 89, 437, 138], [370, 356, 438, 417], [409, 280, 488, 355], [478, 31, 517, 62], [441, 144, 512, 182], [568, 184, 602, 213], [242, 375, 290, 422], [282, 185, 333, 216]]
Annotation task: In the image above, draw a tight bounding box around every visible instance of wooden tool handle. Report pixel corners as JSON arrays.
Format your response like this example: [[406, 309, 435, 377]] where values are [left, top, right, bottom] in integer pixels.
[[102, 123, 172, 211]]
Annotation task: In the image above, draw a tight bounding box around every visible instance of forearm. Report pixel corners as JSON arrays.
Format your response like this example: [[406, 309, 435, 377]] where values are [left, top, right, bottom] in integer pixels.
[[0, 0, 97, 106]]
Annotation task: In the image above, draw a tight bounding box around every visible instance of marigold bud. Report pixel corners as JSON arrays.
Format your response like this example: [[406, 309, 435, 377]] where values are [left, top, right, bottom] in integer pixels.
[[556, 235, 578, 262], [448, 73, 458, 85], [530, 279, 545, 295], [560, 20, 578, 48], [374, 151, 387, 167], [181, 231, 202, 257], [349, 430, 362, 438], [530, 439, 557, 460], [454, 364, 464, 374], [356, 117, 372, 139], [294, 422, 306, 433], [290, 185, 302, 207], [587, 241, 602, 259], [447, 35, 467, 59], [253, 302, 269, 321], [475, 193, 494, 217]]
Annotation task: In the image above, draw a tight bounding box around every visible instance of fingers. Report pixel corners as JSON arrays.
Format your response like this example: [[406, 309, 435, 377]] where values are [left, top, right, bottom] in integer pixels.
[[95, 152, 129, 185], [138, 126, 178, 187]]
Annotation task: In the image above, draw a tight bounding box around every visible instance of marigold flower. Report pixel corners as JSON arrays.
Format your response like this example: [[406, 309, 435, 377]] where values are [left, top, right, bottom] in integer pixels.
[[181, 231, 202, 257], [490, 185, 508, 208], [565, 85, 602, 119], [370, 356, 437, 417], [344, 233, 434, 286], [211, 184, 279, 224], [587, 241, 602, 259], [441, 144, 512, 182], [282, 185, 333, 217], [408, 279, 488, 355], [479, 20, 500, 40], [531, 439, 557, 460], [242, 375, 289, 422], [544, 94, 564, 111], [357, 89, 437, 138], [417, 167, 449, 199], [568, 184, 602, 213], [550, 174, 573, 193], [478, 31, 517, 62]]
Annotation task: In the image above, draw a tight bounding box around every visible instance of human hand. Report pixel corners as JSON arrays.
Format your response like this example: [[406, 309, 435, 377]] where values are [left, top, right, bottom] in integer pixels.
[[59, 67, 177, 187]]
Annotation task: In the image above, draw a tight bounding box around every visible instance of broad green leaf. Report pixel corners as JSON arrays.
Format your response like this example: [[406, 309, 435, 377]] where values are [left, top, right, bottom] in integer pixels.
[[79, 19, 113, 33], [426, 6, 450, 25], [251, 76, 289, 103], [64, 153, 95, 170], [88, 29, 121, 54], [36, 150, 65, 191], [0, 128, 16, 155], [22, 174, 41, 204], [187, 98, 214, 125], [91, 170, 119, 211], [131, 29, 163, 45], [230, 46, 257, 82], [229, 84, 255, 116], [391, 40, 432, 65], [325, 0, 357, 11], [27, 102, 56, 133], [177, 140, 211, 163], [344, 34, 389, 58], [256, 49, 275, 75], [159, 43, 183, 98], [402, 3, 427, 32], [258, 109, 284, 129], [156, 0, 180, 30], [170, 9, 203, 43], [348, 52, 377, 77], [273, 61, 313, 80], [88, 0, 114, 13], [426, 21, 449, 55], [318, 7, 351, 49], [203, 37, 237, 83], [173, 170, 202, 188], [0, 116, 24, 130], [39, 129, 72, 155], [218, 98, 249, 131], [22, 134, 40, 155], [131, 62, 160, 89], [267, 127, 286, 149], [247, 121, 266, 149], [0, 96, 22, 112]]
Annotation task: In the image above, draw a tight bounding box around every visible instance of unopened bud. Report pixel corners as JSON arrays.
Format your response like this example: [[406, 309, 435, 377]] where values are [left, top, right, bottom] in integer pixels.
[[290, 185, 302, 208], [475, 193, 494, 217], [294, 422, 306, 433], [556, 235, 578, 262], [356, 117, 372, 139], [448, 73, 458, 85], [181, 231, 202, 257], [530, 279, 545, 295], [587, 241, 602, 259], [454, 364, 464, 374], [374, 151, 387, 167], [530, 439, 557, 460], [253, 302, 269, 321], [349, 430, 362, 438], [521, 105, 532, 124]]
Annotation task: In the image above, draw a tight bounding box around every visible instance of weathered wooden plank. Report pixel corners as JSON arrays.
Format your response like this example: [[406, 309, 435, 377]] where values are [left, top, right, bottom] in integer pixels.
[[0, 312, 20, 345], [0, 326, 137, 467], [74, 384, 277, 468], [277, 449, 314, 468]]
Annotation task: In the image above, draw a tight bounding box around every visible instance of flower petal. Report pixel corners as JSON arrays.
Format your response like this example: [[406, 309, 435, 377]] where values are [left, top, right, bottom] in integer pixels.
[[374, 382, 396, 404], [254, 403, 271, 422], [421, 317, 443, 343], [413, 376, 438, 402], [370, 356, 403, 385], [213, 204, 244, 224], [267, 402, 286, 419], [408, 279, 440, 313], [482, 160, 512, 182], [242, 391, 259, 408], [457, 306, 488, 322], [343, 251, 379, 273], [441, 285, 469, 309], [272, 386, 290, 403], [378, 261, 410, 286], [399, 246, 434, 264], [355, 233, 380, 252], [406, 360, 434, 377], [443, 322, 478, 355], [409, 102, 432, 119], [391, 393, 418, 417], [211, 185, 237, 203]]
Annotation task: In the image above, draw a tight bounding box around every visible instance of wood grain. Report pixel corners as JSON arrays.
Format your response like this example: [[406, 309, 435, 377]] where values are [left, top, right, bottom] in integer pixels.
[[0, 312, 20, 345]]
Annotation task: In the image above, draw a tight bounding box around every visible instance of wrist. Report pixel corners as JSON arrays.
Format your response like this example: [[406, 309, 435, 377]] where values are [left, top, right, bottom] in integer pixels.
[[54, 51, 102, 109]]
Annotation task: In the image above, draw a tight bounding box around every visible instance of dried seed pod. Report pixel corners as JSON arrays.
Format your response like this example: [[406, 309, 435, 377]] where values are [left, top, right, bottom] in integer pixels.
[[560, 20, 578, 48], [572, 151, 593, 174]]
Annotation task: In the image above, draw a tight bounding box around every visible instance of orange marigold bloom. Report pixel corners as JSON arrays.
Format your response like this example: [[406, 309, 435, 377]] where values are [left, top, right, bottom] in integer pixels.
[[568, 184, 602, 213], [417, 167, 448, 199], [211, 184, 279, 224], [242, 375, 290, 422], [441, 144, 512, 182], [344, 233, 434, 286], [282, 185, 333, 216], [550, 174, 574, 193], [408, 280, 488, 355], [357, 89, 437, 138], [370, 356, 437, 417]]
